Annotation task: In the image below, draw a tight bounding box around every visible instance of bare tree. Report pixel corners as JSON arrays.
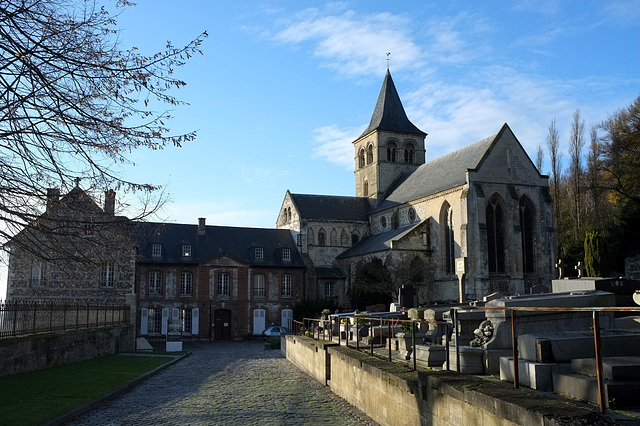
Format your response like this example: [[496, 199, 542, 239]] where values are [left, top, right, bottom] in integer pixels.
[[0, 0, 207, 254], [535, 144, 544, 174], [546, 117, 562, 248], [568, 109, 586, 232]]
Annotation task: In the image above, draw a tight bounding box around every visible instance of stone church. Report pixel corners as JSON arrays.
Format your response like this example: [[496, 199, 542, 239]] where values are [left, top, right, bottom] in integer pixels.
[[277, 70, 556, 308]]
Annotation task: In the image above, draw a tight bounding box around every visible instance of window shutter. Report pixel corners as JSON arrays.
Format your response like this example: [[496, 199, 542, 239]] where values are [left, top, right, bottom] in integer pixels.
[[191, 308, 199, 335], [140, 308, 149, 335], [161, 308, 169, 335]]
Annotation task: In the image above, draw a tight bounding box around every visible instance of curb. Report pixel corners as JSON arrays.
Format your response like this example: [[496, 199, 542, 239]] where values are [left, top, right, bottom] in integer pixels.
[[43, 352, 191, 426]]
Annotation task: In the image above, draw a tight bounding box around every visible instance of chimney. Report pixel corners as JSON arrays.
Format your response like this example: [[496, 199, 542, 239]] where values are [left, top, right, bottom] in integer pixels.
[[104, 190, 115, 215], [198, 217, 206, 236], [46, 188, 60, 212]]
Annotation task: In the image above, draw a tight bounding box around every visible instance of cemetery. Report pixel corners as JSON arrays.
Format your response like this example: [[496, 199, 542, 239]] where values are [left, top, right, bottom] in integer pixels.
[[316, 265, 640, 412]]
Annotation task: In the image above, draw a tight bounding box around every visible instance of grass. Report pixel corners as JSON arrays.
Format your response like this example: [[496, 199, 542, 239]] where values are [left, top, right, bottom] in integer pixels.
[[0, 353, 178, 426]]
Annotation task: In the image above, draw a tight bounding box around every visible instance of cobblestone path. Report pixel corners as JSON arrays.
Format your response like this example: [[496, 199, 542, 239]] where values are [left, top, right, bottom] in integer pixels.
[[67, 341, 379, 425]]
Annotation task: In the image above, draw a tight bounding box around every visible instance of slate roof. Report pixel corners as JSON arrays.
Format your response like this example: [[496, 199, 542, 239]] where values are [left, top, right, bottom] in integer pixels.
[[371, 130, 499, 213], [130, 222, 305, 267], [289, 193, 371, 222], [358, 70, 426, 139], [338, 221, 424, 259]]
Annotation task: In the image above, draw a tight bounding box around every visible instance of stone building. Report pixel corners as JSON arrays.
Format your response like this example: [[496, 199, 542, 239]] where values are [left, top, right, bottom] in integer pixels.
[[6, 188, 306, 341], [277, 70, 556, 307], [6, 185, 136, 303]]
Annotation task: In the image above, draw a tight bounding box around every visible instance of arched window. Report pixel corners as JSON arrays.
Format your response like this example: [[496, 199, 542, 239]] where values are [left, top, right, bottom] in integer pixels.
[[287, 207, 292, 222], [307, 228, 315, 245], [404, 142, 415, 164], [440, 202, 455, 274], [330, 228, 338, 246], [340, 229, 350, 246], [366, 144, 374, 164], [387, 141, 397, 162], [351, 231, 360, 245], [318, 228, 326, 246], [358, 148, 365, 168], [519, 197, 535, 273], [363, 180, 369, 197], [486, 196, 505, 274]]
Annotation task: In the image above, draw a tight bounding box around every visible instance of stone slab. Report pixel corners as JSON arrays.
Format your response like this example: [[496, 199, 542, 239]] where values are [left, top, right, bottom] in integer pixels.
[[499, 357, 554, 391], [518, 330, 640, 362], [572, 356, 640, 380]]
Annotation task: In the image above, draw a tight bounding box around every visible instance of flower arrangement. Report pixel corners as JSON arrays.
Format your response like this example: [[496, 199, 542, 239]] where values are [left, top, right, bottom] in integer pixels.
[[321, 308, 331, 316]]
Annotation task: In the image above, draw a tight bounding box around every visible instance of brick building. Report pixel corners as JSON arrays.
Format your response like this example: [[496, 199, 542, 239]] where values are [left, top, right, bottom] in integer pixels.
[[277, 70, 556, 307]]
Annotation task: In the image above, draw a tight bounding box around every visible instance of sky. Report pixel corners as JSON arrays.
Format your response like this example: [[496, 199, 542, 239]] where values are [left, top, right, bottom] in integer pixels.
[[1, 0, 639, 298]]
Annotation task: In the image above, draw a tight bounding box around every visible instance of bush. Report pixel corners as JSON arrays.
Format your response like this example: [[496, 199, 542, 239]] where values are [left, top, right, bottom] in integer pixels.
[[266, 336, 281, 349]]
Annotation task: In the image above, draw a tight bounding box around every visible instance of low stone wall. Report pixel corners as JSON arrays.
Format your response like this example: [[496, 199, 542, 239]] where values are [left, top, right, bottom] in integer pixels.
[[284, 335, 615, 425], [0, 325, 134, 377]]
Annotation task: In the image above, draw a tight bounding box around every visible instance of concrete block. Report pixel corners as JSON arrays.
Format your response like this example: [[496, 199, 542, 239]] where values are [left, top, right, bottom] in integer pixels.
[[499, 357, 553, 391], [415, 345, 446, 367], [572, 356, 640, 380]]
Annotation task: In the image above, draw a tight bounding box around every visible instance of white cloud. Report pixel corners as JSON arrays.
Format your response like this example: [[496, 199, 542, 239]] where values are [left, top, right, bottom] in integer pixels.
[[311, 125, 358, 170]]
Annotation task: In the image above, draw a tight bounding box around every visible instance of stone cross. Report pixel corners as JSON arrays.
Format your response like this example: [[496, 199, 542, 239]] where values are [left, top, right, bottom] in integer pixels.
[[555, 259, 565, 279], [575, 261, 584, 278]]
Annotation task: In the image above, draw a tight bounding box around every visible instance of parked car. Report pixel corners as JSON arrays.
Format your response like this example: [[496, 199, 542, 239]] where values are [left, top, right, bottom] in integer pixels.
[[262, 326, 289, 340]]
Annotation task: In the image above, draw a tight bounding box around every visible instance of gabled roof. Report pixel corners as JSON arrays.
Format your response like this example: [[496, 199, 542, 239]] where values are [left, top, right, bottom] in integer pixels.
[[130, 222, 305, 267], [371, 126, 502, 212], [289, 193, 371, 222], [358, 70, 426, 139], [338, 221, 424, 259]]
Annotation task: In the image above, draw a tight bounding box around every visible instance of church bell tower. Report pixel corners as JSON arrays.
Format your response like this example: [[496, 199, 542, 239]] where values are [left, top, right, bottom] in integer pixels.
[[354, 70, 427, 202]]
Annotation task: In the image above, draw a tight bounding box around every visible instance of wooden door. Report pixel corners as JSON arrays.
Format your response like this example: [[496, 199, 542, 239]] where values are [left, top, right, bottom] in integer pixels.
[[214, 309, 232, 341]]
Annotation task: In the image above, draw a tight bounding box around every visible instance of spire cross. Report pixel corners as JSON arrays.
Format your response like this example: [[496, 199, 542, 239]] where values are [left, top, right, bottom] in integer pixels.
[[386, 52, 391, 70]]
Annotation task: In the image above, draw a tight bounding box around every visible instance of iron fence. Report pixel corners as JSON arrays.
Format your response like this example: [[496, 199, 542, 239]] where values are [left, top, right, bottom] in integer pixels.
[[294, 305, 640, 415], [0, 300, 130, 338]]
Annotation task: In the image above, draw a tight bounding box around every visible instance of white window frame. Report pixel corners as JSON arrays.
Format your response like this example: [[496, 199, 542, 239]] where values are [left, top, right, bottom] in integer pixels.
[[149, 271, 163, 295], [325, 281, 335, 297], [255, 247, 264, 260], [281, 274, 292, 297], [254, 273, 266, 297], [182, 245, 192, 257], [180, 271, 192, 296], [100, 262, 115, 287], [282, 248, 291, 261], [217, 272, 230, 296], [152, 243, 162, 257]]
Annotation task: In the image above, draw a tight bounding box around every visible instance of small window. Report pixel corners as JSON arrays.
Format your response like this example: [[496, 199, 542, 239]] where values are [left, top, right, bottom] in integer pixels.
[[254, 273, 266, 297], [380, 216, 387, 229], [100, 262, 115, 287], [358, 148, 365, 168], [404, 143, 415, 164], [281, 274, 292, 297], [180, 272, 192, 296], [325, 282, 335, 297], [31, 260, 44, 287], [387, 141, 397, 162], [182, 245, 192, 257], [83, 216, 94, 236], [217, 272, 230, 296], [318, 229, 326, 246], [152, 244, 162, 257], [282, 248, 291, 261], [366, 144, 374, 164], [408, 207, 416, 222], [255, 247, 264, 260], [149, 271, 163, 295]]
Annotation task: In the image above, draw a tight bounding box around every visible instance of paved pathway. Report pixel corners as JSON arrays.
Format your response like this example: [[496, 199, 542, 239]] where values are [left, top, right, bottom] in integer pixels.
[[67, 341, 379, 425]]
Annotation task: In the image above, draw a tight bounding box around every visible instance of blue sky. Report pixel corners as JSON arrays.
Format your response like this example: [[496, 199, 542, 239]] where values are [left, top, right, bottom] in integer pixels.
[[1, 0, 639, 298], [114, 1, 639, 229]]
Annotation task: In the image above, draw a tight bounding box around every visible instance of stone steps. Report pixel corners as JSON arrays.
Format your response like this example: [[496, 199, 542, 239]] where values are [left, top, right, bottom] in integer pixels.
[[552, 356, 640, 408]]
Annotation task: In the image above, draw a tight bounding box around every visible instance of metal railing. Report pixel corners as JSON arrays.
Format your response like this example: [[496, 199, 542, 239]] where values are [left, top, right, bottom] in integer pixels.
[[293, 306, 640, 414], [0, 300, 130, 338]]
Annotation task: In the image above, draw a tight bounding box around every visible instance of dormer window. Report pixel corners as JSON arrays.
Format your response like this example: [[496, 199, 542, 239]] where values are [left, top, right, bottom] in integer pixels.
[[282, 248, 291, 261], [255, 247, 264, 260], [182, 245, 192, 257], [152, 243, 162, 257]]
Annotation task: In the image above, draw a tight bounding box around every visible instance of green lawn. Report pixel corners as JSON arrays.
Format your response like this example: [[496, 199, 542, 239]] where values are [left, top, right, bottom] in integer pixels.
[[0, 353, 179, 426]]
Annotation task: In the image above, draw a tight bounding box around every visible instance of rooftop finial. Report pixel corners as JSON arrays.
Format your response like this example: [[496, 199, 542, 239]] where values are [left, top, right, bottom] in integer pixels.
[[386, 52, 391, 70]]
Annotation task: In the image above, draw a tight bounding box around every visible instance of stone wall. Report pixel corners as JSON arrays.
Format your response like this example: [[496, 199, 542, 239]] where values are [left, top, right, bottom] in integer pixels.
[[0, 324, 134, 377], [284, 335, 615, 425]]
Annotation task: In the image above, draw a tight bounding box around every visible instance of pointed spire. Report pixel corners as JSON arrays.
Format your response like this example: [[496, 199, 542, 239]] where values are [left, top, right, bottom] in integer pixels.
[[358, 70, 426, 139]]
